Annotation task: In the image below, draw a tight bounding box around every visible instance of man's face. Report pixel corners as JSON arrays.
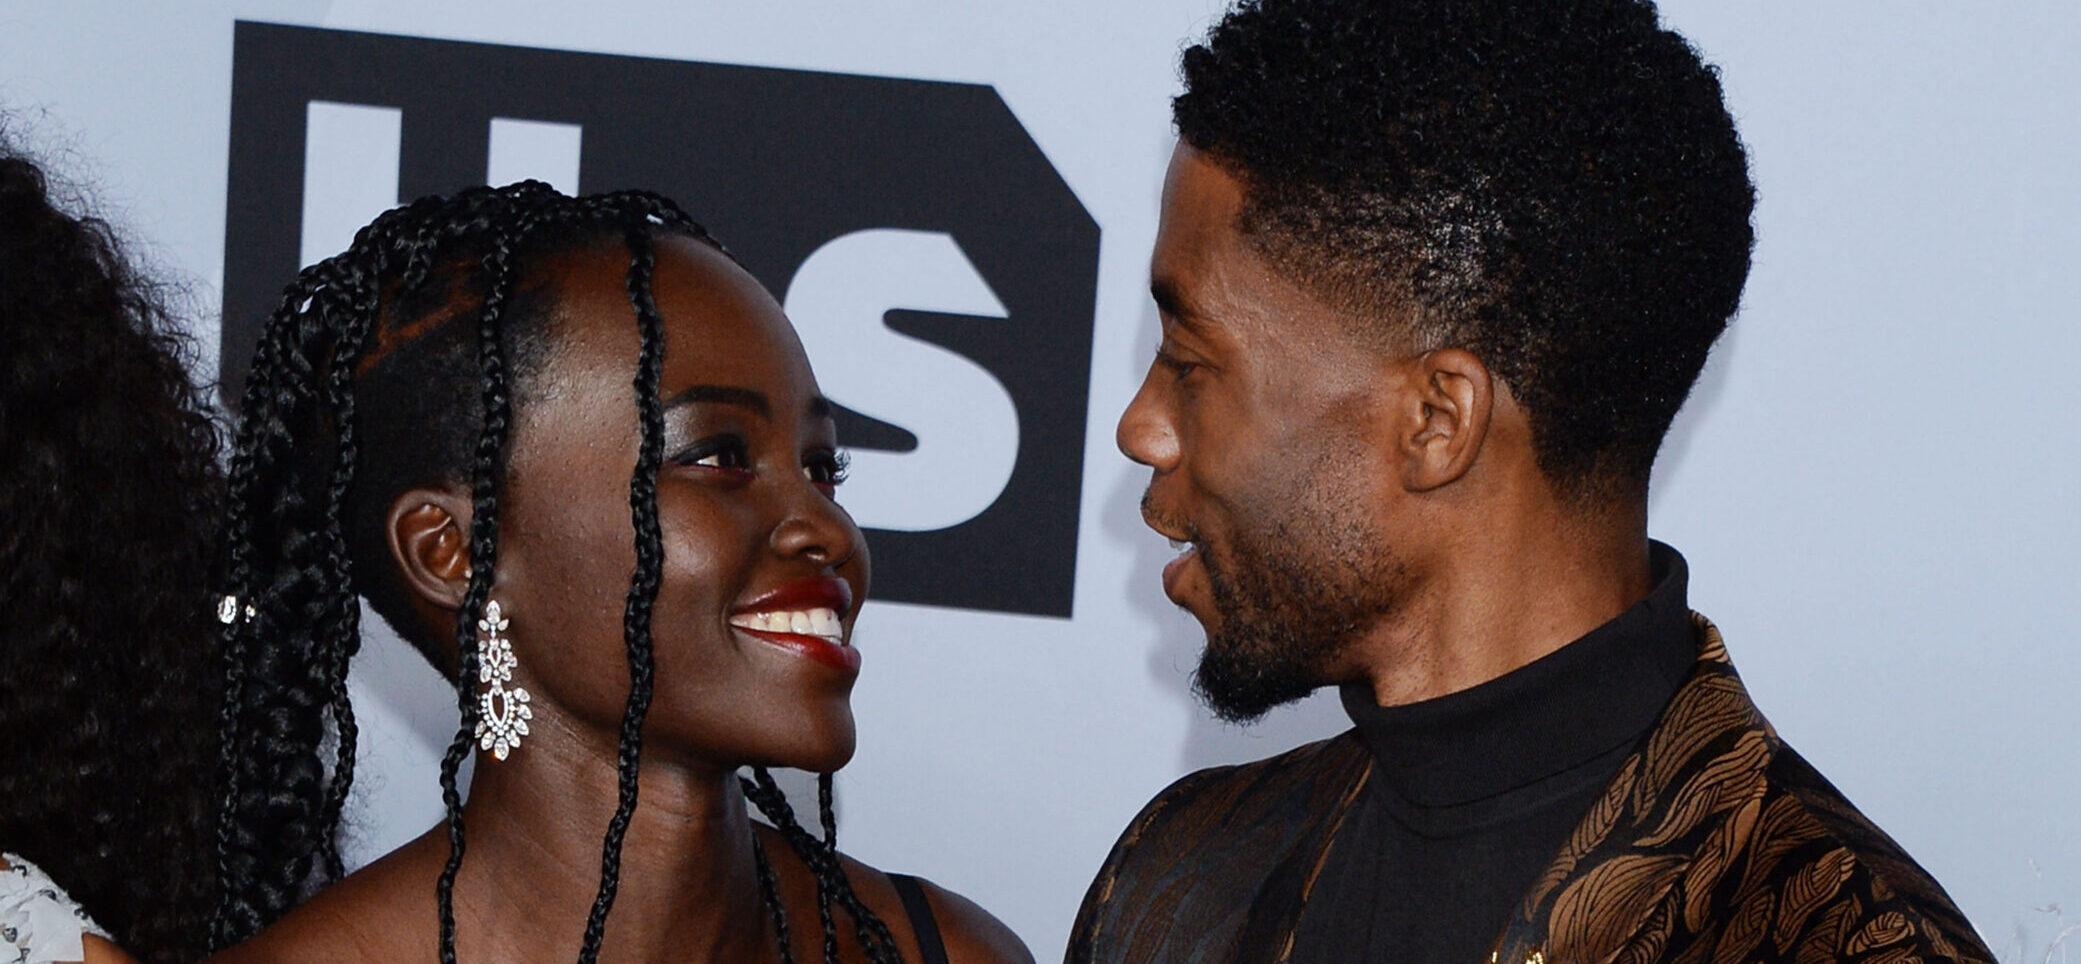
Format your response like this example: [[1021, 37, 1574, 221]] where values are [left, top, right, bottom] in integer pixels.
[[1118, 145, 1415, 722]]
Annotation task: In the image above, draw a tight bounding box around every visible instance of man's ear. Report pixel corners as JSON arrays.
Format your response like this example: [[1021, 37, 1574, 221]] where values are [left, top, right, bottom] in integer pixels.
[[1397, 347, 1495, 492], [386, 491, 472, 613]]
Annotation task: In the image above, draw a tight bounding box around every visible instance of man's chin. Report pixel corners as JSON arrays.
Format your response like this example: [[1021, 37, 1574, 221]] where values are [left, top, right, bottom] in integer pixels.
[[1192, 681, 1320, 725], [1191, 645, 1324, 725]]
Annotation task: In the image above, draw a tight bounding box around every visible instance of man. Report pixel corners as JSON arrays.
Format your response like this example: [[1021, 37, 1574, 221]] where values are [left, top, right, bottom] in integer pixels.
[[1069, 1, 1992, 962]]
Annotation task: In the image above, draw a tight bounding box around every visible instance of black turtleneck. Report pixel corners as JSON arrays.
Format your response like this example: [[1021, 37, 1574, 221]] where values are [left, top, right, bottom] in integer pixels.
[[1286, 543, 1698, 963]]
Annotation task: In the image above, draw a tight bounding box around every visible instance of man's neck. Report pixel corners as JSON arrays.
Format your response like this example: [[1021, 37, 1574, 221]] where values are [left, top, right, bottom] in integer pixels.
[[1350, 500, 1653, 709]]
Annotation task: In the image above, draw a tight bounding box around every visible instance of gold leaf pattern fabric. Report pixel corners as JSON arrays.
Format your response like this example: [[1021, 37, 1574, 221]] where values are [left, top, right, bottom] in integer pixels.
[[1795, 899, 1862, 964], [1848, 912, 1916, 954], [1774, 847, 1858, 950], [1707, 885, 1773, 964], [1068, 616, 1994, 964], [1614, 899, 1676, 964], [1549, 855, 1688, 961], [1681, 793, 1763, 933], [1527, 755, 1643, 920], [1639, 729, 1770, 848]]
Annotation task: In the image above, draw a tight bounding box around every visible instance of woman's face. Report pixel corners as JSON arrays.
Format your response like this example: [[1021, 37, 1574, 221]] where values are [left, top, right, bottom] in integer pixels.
[[488, 234, 868, 774]]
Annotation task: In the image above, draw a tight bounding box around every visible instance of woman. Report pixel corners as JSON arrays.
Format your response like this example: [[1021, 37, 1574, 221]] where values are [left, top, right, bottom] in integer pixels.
[[204, 182, 1031, 963], [0, 138, 322, 962]]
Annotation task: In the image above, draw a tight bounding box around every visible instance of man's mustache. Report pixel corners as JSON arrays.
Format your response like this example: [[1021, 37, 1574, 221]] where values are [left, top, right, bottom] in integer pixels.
[[1139, 488, 1203, 545]]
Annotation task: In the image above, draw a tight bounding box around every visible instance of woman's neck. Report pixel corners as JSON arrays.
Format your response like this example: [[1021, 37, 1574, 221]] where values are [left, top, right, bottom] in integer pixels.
[[450, 713, 775, 961]]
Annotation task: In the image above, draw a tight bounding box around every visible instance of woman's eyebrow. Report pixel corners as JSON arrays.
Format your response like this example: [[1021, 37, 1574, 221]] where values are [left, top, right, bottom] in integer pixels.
[[662, 385, 771, 417], [661, 386, 835, 421]]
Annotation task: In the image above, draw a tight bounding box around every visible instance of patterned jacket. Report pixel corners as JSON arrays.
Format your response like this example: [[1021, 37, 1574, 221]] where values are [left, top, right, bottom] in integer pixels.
[[1068, 618, 1992, 963]]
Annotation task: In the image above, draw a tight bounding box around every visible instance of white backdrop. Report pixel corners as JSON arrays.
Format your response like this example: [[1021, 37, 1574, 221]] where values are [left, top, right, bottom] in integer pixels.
[[4, 2, 2078, 959]]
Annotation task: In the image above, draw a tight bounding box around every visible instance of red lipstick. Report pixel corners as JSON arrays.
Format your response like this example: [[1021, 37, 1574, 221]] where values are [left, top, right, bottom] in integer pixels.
[[728, 577, 860, 675], [732, 578, 855, 619]]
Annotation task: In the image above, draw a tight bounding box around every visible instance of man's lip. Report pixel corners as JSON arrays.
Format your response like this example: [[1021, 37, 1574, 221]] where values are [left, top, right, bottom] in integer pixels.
[[1140, 510, 1195, 546], [732, 577, 854, 618], [1161, 542, 1205, 611]]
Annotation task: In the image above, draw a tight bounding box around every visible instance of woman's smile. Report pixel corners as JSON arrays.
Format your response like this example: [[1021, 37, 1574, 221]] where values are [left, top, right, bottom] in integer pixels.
[[726, 576, 861, 674]]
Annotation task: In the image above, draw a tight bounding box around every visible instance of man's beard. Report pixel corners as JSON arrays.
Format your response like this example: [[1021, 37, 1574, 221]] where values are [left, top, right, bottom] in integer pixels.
[[1191, 494, 1406, 724]]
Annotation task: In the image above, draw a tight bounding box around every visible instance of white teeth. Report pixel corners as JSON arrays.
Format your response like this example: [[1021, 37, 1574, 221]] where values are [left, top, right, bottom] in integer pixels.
[[729, 607, 847, 644], [1169, 538, 1188, 551]]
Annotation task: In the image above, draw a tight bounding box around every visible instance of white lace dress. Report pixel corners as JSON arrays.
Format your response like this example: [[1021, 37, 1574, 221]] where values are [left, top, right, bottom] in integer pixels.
[[0, 855, 108, 964]]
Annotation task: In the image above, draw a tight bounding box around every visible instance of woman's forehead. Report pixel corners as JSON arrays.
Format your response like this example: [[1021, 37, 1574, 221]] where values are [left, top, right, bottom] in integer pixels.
[[543, 235, 817, 397]]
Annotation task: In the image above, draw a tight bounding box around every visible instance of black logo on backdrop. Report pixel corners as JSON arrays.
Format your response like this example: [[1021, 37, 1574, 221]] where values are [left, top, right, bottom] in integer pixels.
[[222, 22, 1098, 617]]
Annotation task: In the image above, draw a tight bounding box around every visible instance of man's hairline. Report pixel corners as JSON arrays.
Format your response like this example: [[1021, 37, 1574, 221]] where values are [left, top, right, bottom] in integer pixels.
[[1181, 140, 1661, 509]]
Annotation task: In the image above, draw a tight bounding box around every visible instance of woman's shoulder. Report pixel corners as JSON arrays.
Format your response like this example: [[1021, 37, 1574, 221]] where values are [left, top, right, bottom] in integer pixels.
[[860, 868, 1034, 964], [754, 825, 1033, 964], [0, 853, 135, 964], [205, 885, 401, 964], [204, 841, 438, 963]]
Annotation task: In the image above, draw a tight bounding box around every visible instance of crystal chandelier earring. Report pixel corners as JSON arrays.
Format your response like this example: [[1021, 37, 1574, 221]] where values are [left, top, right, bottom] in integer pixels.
[[474, 600, 533, 761]]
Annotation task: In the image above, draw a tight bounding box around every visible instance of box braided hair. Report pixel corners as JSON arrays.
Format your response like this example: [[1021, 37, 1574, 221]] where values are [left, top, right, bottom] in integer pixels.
[[210, 181, 902, 963]]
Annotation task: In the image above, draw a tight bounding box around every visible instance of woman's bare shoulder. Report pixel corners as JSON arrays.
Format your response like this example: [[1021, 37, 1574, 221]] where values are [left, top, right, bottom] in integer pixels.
[[825, 847, 1034, 964], [895, 874, 1034, 964], [206, 843, 438, 963]]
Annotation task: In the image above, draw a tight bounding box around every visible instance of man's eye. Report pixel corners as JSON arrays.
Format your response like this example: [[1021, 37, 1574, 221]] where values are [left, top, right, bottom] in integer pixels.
[[671, 435, 751, 470], [1155, 349, 1200, 380]]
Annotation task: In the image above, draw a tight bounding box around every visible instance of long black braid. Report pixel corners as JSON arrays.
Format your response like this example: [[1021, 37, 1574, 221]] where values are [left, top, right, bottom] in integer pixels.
[[211, 253, 364, 947], [816, 773, 843, 962], [751, 835, 798, 964], [313, 240, 382, 881], [573, 221, 666, 961], [434, 191, 525, 964], [212, 182, 902, 963], [743, 768, 905, 962]]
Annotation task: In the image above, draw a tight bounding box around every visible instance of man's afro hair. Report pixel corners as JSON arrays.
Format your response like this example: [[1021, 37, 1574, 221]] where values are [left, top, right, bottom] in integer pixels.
[[1176, 0, 1756, 497]]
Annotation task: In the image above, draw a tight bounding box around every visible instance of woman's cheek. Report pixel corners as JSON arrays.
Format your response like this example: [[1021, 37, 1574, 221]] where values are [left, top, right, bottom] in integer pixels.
[[655, 497, 756, 623]]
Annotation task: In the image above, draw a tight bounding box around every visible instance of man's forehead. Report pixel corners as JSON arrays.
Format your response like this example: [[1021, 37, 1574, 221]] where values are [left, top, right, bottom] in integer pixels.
[[1152, 147, 1259, 330], [1150, 184, 1387, 357], [1157, 145, 1247, 251]]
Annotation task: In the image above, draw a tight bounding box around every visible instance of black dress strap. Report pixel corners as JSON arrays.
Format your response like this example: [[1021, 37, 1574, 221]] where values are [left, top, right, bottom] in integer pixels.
[[887, 873, 950, 964]]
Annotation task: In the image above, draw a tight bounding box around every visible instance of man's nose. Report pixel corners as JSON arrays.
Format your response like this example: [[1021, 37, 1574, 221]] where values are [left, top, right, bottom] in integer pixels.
[[1116, 376, 1180, 472]]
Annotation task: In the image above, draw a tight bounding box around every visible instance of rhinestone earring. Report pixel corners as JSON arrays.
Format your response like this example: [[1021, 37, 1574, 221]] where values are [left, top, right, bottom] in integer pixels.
[[215, 594, 255, 624], [474, 600, 533, 761]]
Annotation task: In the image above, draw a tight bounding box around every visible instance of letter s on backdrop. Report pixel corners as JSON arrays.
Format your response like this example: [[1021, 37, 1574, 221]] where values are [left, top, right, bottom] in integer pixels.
[[783, 228, 1019, 533]]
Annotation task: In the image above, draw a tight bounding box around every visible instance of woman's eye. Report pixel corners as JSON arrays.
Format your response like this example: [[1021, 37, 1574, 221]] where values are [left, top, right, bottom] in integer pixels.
[[671, 435, 751, 471], [805, 450, 851, 490]]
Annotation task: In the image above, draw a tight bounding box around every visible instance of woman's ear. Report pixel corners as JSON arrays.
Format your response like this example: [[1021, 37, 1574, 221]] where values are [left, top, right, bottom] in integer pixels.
[[386, 491, 473, 613]]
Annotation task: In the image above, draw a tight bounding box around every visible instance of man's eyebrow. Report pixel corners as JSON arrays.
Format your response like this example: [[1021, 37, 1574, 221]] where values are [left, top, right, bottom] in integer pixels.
[[809, 395, 833, 420], [662, 385, 771, 417], [1150, 278, 1208, 333]]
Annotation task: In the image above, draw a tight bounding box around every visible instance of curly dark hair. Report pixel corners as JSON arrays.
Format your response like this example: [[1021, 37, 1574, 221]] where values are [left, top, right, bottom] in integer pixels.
[[215, 181, 902, 963], [1175, 0, 1756, 498], [0, 138, 225, 961]]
